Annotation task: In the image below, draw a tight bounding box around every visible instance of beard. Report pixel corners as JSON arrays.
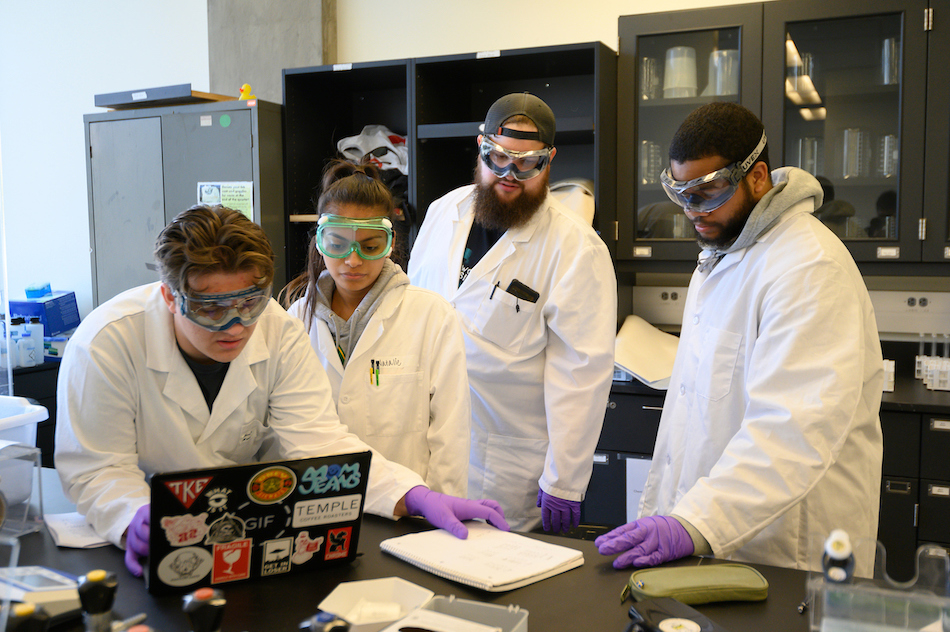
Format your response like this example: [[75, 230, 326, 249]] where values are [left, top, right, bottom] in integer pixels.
[[472, 164, 549, 232], [696, 181, 756, 250]]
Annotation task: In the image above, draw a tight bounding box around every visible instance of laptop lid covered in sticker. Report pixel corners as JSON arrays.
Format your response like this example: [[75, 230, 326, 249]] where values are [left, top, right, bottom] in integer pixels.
[[146, 451, 371, 595]]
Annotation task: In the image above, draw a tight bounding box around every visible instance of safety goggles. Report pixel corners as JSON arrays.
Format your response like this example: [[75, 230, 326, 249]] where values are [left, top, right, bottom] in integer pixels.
[[176, 285, 271, 332], [479, 136, 552, 181], [660, 130, 768, 214], [315, 214, 394, 260]]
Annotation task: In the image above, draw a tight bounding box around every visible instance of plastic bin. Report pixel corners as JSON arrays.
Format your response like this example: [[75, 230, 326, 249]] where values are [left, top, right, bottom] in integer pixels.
[[806, 537, 950, 631], [0, 396, 48, 536], [318, 577, 435, 632], [0, 445, 42, 536], [421, 596, 528, 632], [0, 395, 47, 448]]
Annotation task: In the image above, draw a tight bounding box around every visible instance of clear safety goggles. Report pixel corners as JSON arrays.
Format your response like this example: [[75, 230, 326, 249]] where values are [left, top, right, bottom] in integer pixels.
[[660, 130, 768, 214], [176, 285, 271, 332], [479, 136, 552, 181], [315, 214, 394, 260]]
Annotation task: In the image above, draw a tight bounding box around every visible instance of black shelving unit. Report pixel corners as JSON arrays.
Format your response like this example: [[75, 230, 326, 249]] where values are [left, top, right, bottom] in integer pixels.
[[281, 42, 618, 279], [412, 42, 617, 252], [282, 60, 412, 280]]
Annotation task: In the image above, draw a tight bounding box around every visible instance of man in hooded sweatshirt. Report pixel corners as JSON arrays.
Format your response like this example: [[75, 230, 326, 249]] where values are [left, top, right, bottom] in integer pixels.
[[596, 103, 883, 575]]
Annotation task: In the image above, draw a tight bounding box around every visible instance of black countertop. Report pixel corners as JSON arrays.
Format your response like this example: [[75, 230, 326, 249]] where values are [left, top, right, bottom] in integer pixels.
[[20, 515, 812, 632], [612, 340, 950, 414]]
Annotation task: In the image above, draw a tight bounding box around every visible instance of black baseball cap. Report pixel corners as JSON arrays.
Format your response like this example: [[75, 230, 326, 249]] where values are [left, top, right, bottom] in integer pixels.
[[480, 92, 556, 146]]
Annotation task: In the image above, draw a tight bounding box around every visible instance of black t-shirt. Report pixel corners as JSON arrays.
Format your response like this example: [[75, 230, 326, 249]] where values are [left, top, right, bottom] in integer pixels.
[[180, 345, 230, 412], [460, 222, 504, 286]]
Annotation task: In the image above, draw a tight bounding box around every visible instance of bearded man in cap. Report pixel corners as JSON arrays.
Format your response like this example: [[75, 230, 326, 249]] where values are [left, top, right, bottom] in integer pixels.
[[409, 93, 617, 532]]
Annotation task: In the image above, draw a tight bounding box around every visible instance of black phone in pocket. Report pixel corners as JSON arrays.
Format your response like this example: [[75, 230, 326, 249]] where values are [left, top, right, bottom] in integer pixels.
[[505, 279, 540, 303], [626, 597, 732, 632]]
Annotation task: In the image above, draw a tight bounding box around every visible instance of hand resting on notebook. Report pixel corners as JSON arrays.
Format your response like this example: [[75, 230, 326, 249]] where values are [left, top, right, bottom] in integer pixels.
[[124, 504, 151, 577], [403, 486, 509, 538]]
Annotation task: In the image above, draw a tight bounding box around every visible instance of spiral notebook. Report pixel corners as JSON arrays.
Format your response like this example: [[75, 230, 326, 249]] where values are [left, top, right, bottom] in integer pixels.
[[380, 521, 584, 592]]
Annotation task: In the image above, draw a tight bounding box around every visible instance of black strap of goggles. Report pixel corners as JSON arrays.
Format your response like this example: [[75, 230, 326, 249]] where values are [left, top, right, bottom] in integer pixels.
[[492, 127, 543, 142]]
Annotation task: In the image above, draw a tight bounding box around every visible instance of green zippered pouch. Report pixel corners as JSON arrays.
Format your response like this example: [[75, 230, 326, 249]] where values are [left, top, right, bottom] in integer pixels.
[[621, 562, 769, 605]]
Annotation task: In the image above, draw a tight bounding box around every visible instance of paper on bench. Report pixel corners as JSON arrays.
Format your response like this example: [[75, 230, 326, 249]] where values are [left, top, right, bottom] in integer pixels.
[[614, 315, 679, 390]]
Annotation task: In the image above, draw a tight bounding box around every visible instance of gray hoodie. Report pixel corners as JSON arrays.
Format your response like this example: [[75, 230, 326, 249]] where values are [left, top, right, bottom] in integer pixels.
[[313, 259, 409, 365], [698, 166, 824, 273]]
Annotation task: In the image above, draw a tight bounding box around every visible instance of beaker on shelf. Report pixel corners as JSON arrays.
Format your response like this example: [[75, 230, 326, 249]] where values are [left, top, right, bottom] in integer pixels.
[[841, 128, 870, 179], [640, 140, 663, 185], [799, 137, 822, 176], [663, 46, 697, 98]]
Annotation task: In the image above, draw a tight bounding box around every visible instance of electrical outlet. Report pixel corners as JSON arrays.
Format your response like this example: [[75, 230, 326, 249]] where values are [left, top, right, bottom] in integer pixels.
[[632, 286, 687, 326], [869, 291, 950, 337]]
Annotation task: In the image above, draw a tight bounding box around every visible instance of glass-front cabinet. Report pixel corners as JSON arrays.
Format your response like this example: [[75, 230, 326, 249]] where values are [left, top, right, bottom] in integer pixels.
[[924, 0, 950, 261], [618, 0, 941, 264], [617, 4, 763, 261], [762, 0, 928, 263]]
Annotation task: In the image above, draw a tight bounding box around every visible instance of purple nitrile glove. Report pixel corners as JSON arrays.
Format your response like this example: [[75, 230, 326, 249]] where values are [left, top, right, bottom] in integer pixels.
[[403, 486, 510, 539], [594, 515, 694, 569], [124, 504, 150, 577], [536, 489, 580, 534]]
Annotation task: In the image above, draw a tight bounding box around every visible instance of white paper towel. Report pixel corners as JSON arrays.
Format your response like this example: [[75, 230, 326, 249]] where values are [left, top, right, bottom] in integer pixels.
[[614, 315, 679, 390]]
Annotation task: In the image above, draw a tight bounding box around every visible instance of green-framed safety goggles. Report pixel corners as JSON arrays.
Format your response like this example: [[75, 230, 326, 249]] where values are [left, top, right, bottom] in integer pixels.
[[315, 214, 394, 260]]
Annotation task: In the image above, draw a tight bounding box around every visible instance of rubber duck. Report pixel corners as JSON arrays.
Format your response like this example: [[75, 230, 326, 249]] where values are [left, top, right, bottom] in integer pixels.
[[239, 83, 256, 100]]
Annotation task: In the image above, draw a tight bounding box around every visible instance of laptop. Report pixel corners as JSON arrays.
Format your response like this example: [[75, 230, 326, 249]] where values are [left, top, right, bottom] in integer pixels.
[[147, 451, 371, 595]]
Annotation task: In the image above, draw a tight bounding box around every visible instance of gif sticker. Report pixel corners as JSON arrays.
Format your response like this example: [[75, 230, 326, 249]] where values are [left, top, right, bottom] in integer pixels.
[[325, 527, 352, 560], [211, 538, 252, 584]]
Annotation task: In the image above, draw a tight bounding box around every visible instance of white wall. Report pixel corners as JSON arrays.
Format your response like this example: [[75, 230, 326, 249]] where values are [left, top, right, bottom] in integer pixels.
[[0, 1, 210, 318], [337, 0, 765, 64]]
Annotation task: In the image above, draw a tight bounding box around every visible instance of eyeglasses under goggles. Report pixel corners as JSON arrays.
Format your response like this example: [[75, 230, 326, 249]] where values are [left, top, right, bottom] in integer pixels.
[[176, 284, 271, 332], [479, 136, 553, 181], [315, 214, 394, 260], [660, 130, 768, 214]]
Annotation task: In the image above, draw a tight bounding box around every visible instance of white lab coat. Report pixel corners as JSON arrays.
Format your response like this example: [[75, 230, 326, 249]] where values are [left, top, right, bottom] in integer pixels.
[[55, 283, 425, 546], [640, 202, 883, 575], [288, 283, 470, 497], [409, 185, 617, 530]]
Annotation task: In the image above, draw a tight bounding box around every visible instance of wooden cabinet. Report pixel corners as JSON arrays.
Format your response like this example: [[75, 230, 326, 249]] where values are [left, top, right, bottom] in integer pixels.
[[282, 42, 617, 280]]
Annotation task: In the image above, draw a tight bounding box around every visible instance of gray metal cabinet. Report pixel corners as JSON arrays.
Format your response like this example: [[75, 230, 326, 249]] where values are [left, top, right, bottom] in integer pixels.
[[84, 100, 285, 306]]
